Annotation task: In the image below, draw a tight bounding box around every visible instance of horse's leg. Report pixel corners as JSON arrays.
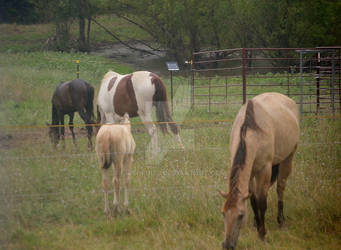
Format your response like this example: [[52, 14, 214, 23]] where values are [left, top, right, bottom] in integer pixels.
[[123, 154, 133, 215], [69, 113, 77, 147], [277, 150, 295, 227], [112, 157, 122, 216], [100, 167, 111, 217], [249, 178, 259, 228], [138, 111, 158, 158], [79, 110, 93, 151], [254, 162, 272, 241], [60, 114, 66, 149]]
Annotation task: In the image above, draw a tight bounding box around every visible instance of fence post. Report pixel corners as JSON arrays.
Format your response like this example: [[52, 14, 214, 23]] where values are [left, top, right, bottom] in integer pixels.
[[316, 52, 320, 114], [190, 60, 194, 108], [331, 51, 335, 116], [299, 51, 303, 117], [76, 60, 80, 78], [242, 48, 247, 104], [225, 76, 228, 104], [208, 78, 211, 112]]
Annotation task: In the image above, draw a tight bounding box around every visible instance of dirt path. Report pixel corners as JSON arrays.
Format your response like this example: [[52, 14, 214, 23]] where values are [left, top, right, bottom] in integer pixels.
[[91, 42, 170, 76]]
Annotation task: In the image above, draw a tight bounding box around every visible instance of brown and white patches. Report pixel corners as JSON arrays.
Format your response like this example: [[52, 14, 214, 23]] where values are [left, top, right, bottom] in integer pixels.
[[113, 74, 139, 117], [107, 76, 117, 92]]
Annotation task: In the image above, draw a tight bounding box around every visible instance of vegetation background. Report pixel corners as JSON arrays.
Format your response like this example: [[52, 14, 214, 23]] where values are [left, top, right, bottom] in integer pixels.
[[0, 1, 340, 249], [1, 0, 340, 61]]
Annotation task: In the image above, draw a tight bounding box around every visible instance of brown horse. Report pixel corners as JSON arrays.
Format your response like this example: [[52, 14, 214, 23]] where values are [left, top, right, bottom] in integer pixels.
[[220, 92, 300, 250], [48, 79, 95, 150], [97, 71, 183, 157]]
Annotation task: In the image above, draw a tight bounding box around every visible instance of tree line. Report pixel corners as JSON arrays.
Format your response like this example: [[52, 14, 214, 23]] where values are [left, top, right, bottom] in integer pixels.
[[1, 0, 340, 62]]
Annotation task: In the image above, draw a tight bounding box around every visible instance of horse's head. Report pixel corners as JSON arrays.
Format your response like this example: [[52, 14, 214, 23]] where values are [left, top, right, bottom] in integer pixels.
[[220, 190, 248, 250], [47, 123, 59, 147]]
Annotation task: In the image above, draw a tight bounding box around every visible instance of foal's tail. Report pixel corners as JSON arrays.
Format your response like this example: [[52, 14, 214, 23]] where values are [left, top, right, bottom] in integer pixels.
[[151, 73, 179, 135]]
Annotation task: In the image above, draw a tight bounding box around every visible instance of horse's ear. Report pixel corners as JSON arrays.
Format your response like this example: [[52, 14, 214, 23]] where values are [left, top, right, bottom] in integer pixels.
[[218, 189, 228, 199]]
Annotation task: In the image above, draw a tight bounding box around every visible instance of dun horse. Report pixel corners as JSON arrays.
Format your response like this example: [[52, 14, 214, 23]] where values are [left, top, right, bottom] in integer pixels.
[[220, 92, 300, 250], [95, 113, 136, 216], [97, 71, 183, 157], [48, 79, 95, 150]]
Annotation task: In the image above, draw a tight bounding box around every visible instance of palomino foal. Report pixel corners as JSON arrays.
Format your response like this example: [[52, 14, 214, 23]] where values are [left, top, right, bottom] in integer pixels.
[[95, 113, 136, 216], [221, 92, 300, 250]]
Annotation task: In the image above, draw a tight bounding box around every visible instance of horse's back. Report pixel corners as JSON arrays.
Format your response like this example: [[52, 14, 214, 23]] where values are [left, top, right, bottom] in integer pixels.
[[252, 93, 300, 164], [53, 79, 93, 108], [96, 125, 135, 155]]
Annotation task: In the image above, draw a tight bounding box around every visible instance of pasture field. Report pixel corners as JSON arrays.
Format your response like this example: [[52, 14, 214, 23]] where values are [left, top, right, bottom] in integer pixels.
[[0, 15, 151, 53], [0, 51, 341, 250]]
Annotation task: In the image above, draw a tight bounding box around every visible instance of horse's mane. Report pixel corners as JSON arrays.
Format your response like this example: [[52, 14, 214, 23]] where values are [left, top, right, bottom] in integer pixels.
[[228, 100, 260, 205]]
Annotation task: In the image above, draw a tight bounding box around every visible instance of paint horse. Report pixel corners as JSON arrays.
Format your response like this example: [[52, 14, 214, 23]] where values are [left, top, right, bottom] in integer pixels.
[[48, 79, 95, 150], [97, 71, 183, 157], [220, 92, 300, 250], [95, 113, 136, 216]]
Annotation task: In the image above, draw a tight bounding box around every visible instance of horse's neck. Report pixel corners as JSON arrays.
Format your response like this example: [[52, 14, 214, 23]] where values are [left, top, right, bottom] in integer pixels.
[[237, 167, 252, 198]]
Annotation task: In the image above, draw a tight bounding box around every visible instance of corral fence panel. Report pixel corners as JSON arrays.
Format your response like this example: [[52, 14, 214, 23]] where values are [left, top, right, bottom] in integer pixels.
[[190, 47, 341, 115]]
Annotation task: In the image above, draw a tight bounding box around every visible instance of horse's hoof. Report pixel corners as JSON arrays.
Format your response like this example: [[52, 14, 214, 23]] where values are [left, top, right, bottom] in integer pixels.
[[113, 205, 122, 217], [124, 207, 132, 216], [104, 209, 111, 219]]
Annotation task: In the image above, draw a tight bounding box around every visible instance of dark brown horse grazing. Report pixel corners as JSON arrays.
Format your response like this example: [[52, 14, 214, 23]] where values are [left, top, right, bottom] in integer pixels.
[[48, 79, 95, 150], [220, 92, 300, 250]]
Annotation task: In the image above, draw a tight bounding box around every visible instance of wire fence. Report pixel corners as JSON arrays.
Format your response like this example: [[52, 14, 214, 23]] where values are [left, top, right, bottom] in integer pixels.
[[0, 115, 340, 203]]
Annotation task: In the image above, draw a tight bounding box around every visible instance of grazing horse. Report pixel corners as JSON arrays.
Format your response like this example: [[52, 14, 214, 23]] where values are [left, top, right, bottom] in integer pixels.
[[48, 79, 95, 150], [220, 92, 300, 250], [97, 71, 183, 157], [95, 113, 136, 216]]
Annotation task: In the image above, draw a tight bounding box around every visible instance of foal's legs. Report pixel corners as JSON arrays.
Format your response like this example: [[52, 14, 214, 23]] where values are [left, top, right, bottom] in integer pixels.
[[277, 150, 295, 227], [112, 156, 123, 215], [100, 167, 111, 217]]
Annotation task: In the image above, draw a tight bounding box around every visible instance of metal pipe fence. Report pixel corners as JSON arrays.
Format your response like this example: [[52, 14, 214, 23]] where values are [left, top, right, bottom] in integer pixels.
[[191, 47, 341, 115]]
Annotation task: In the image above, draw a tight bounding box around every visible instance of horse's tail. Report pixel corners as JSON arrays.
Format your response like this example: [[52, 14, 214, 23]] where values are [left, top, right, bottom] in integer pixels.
[[86, 85, 95, 123], [96, 105, 102, 125], [97, 136, 113, 170], [50, 104, 60, 144], [151, 73, 179, 135]]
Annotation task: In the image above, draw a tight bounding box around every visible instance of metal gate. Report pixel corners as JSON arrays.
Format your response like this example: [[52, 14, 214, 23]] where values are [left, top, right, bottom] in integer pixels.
[[190, 47, 341, 115]]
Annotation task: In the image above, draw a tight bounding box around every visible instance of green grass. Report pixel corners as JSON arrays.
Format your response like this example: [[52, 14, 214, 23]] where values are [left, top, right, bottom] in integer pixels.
[[1, 50, 341, 249]]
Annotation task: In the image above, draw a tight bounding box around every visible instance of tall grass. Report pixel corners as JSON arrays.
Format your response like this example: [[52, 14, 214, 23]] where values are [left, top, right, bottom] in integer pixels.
[[0, 51, 340, 250]]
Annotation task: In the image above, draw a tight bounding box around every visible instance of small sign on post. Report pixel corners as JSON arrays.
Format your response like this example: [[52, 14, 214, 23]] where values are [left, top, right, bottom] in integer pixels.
[[75, 60, 80, 78], [166, 61, 179, 114]]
